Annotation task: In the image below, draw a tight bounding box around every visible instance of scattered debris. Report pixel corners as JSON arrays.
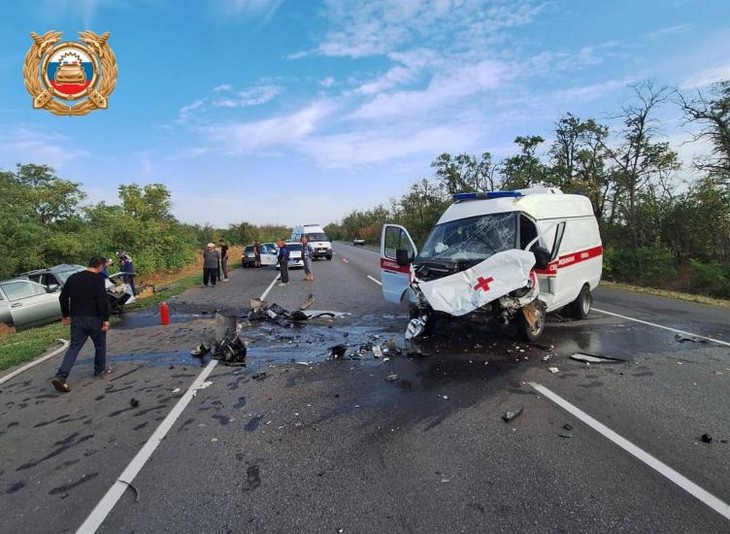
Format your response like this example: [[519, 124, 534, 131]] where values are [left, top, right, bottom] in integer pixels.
[[130, 398, 139, 408], [200, 381, 213, 389], [252, 372, 267, 381], [172, 388, 181, 393], [299, 294, 316, 310], [211, 331, 247, 366], [120, 480, 141, 503], [558, 432, 573, 439], [675, 333, 707, 343], [542, 354, 551, 362], [570, 352, 626, 364], [372, 345, 383, 358], [548, 367, 560, 374], [701, 433, 712, 443], [296, 361, 310, 366], [190, 343, 210, 357], [405, 317, 426, 340], [442, 395, 449, 400], [385, 373, 399, 382], [329, 344, 347, 359], [211, 437, 219, 442], [501, 407, 523, 423], [563, 423, 573, 431]]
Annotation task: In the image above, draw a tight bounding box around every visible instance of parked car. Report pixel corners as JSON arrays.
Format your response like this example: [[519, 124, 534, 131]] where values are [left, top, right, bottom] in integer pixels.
[[282, 242, 304, 269], [0, 278, 63, 330], [241, 245, 256, 268], [260, 243, 279, 267], [18, 264, 85, 291], [352, 238, 365, 246]]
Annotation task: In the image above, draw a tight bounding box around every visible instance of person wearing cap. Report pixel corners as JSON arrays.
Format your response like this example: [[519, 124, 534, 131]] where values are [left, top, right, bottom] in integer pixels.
[[203, 242, 220, 287]]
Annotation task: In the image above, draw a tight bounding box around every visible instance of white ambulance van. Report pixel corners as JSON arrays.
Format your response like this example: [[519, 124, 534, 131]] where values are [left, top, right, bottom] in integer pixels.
[[379, 188, 602, 341], [291, 224, 333, 260]]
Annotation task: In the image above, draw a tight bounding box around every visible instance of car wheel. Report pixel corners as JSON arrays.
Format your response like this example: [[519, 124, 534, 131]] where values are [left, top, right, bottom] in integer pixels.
[[570, 284, 592, 319], [327, 254, 332, 260], [517, 302, 545, 342]]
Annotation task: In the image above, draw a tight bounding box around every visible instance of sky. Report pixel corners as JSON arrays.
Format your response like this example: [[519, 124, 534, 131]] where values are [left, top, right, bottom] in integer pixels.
[[1, 0, 729, 228]]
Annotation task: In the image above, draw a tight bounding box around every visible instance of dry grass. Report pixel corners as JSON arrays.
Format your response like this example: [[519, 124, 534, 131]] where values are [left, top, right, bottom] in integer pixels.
[[602, 280, 730, 310]]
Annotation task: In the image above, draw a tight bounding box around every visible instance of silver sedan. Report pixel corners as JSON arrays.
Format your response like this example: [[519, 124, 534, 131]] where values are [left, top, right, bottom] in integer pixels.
[[0, 279, 62, 331]]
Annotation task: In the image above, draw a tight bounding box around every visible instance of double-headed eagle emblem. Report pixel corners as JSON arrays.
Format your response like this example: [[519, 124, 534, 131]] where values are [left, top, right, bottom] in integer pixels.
[[23, 30, 118, 116]]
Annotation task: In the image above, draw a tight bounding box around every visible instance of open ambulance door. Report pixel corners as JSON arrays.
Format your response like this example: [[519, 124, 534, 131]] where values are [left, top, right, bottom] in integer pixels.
[[379, 224, 418, 304]]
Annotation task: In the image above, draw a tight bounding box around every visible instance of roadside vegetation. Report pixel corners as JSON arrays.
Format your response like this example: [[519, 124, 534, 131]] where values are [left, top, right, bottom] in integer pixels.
[[326, 80, 730, 299]]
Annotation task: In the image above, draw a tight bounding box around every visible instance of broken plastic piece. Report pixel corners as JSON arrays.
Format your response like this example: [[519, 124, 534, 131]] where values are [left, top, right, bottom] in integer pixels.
[[385, 373, 399, 382], [675, 333, 706, 343], [501, 407, 523, 422], [548, 367, 559, 374], [372, 345, 383, 358], [405, 318, 426, 340], [570, 352, 625, 364], [130, 398, 139, 408], [190, 343, 211, 357], [701, 433, 712, 443], [252, 372, 267, 381]]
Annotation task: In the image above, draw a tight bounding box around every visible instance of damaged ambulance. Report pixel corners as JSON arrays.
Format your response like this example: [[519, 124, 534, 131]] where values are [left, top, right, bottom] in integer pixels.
[[379, 188, 602, 341]]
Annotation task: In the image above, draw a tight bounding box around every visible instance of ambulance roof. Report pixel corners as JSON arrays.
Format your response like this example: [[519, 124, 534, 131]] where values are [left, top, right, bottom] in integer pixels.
[[439, 188, 595, 224]]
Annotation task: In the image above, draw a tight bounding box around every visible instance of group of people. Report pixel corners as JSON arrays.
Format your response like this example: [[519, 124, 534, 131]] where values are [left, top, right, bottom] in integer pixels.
[[202, 239, 229, 287], [276, 235, 314, 286]]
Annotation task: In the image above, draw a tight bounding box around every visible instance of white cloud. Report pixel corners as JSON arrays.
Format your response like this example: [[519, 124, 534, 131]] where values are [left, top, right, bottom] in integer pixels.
[[177, 99, 206, 123], [552, 79, 631, 103], [320, 77, 336, 88], [645, 24, 693, 41], [681, 65, 730, 89], [213, 84, 282, 107], [298, 122, 482, 168], [0, 127, 88, 169], [205, 101, 336, 154], [214, 84, 232, 92], [350, 60, 509, 121], [217, 0, 283, 15]]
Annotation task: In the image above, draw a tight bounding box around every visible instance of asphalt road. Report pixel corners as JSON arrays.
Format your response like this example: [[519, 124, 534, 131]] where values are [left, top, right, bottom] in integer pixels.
[[1, 242, 728, 533]]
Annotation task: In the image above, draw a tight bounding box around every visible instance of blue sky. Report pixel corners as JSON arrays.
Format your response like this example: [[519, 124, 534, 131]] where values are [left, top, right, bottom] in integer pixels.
[[1, 0, 729, 227]]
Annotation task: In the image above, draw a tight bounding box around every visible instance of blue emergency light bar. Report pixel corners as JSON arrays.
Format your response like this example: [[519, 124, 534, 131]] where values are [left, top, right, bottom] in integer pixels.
[[453, 191, 523, 202]]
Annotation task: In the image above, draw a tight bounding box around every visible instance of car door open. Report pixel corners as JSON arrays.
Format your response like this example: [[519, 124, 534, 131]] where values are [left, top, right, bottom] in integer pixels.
[[380, 224, 417, 303]]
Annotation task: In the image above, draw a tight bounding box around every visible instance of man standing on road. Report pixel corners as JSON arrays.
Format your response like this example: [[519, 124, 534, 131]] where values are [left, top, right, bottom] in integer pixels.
[[253, 240, 261, 268], [219, 238, 230, 282], [51, 256, 112, 393], [277, 238, 290, 286], [117, 250, 137, 296], [203, 243, 220, 287], [301, 234, 314, 282]]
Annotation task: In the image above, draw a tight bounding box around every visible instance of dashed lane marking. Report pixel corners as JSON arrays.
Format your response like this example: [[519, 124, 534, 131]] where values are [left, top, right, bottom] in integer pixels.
[[259, 273, 281, 302], [529, 382, 730, 522], [593, 307, 730, 347]]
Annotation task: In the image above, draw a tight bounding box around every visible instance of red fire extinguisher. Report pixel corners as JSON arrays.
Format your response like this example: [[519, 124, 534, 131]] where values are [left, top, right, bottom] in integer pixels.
[[160, 301, 170, 326]]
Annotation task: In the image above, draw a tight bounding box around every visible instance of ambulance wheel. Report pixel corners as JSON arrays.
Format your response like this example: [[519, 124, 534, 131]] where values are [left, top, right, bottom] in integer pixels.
[[570, 284, 592, 319], [326, 253, 332, 260], [517, 304, 545, 342]]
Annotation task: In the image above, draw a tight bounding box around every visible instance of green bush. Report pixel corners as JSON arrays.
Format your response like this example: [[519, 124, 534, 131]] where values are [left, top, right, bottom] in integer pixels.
[[688, 259, 730, 298], [603, 246, 677, 286]]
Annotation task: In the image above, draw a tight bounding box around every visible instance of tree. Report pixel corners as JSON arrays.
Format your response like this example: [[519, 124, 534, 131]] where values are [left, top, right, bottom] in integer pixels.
[[679, 80, 730, 185], [118, 183, 173, 221], [431, 152, 496, 194], [602, 82, 680, 249], [500, 136, 548, 190]]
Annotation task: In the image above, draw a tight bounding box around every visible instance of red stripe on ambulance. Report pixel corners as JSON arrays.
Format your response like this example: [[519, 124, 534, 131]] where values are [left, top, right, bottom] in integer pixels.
[[535, 245, 602, 275], [380, 257, 410, 274]]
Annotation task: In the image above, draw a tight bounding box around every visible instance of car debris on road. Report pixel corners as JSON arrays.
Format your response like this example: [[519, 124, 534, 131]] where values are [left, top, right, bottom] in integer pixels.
[[501, 407, 523, 422]]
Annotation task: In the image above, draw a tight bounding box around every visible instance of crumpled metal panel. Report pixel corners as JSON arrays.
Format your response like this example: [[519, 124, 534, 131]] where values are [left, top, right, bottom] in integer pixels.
[[418, 250, 536, 316]]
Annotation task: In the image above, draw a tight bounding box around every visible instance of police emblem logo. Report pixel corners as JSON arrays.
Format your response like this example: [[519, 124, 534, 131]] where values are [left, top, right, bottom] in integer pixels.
[[23, 30, 117, 116]]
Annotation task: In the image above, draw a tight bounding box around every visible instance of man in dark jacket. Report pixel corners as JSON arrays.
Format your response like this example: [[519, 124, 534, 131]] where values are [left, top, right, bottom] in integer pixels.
[[51, 256, 112, 393], [277, 238, 290, 286]]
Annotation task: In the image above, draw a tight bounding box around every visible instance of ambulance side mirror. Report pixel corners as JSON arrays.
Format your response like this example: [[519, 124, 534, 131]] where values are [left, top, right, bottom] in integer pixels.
[[396, 248, 412, 266], [533, 246, 551, 270]]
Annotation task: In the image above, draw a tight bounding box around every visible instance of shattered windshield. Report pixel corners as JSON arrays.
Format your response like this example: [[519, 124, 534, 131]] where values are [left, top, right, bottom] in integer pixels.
[[417, 212, 517, 263]]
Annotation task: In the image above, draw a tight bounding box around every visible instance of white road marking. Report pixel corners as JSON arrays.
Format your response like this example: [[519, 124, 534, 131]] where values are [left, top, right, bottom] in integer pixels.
[[0, 338, 69, 386], [341, 258, 349, 263], [529, 382, 730, 521], [77, 359, 219, 533], [593, 307, 730, 348], [259, 273, 281, 302], [367, 275, 382, 286]]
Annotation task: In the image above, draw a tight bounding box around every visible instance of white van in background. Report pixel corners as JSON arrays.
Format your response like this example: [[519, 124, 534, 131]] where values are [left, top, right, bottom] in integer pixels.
[[379, 188, 602, 341], [291, 224, 333, 260]]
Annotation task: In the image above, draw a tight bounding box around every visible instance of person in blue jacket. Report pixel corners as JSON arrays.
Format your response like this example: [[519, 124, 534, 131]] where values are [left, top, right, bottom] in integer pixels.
[[116, 250, 137, 295], [277, 238, 290, 286]]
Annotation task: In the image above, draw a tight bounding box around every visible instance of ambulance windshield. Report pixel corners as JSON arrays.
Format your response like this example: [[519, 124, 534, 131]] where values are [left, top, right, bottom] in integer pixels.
[[417, 213, 517, 263]]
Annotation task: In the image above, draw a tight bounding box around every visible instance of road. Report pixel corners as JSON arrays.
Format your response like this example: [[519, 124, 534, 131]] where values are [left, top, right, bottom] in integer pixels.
[[1, 242, 728, 533]]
